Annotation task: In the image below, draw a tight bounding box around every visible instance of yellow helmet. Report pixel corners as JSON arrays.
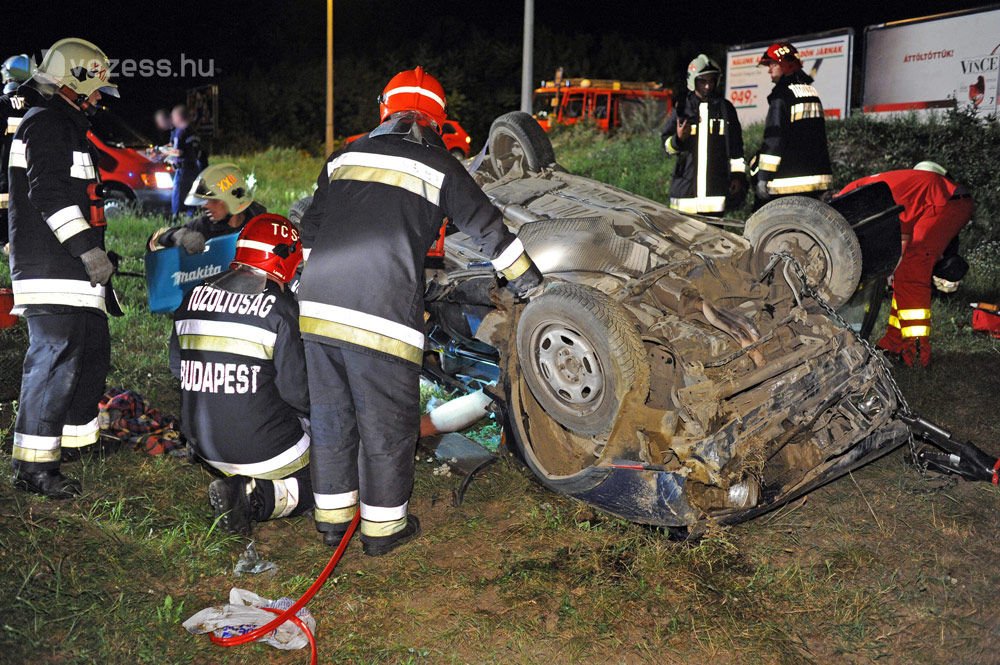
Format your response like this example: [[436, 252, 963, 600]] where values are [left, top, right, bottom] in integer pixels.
[[34, 38, 118, 99]]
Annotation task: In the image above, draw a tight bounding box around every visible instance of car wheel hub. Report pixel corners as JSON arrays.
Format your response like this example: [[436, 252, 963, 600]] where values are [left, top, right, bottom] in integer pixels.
[[534, 324, 604, 410]]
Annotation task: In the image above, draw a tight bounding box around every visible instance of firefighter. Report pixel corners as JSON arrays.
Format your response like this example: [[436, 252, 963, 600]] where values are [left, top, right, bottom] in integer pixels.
[[299, 66, 542, 555], [838, 161, 973, 367], [1, 54, 38, 249], [169, 213, 312, 534], [147, 163, 265, 254], [165, 105, 204, 217], [750, 42, 832, 208], [7, 39, 119, 498], [661, 54, 745, 215]]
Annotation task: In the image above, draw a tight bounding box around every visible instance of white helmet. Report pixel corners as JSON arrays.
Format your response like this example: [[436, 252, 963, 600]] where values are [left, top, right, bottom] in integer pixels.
[[686, 54, 723, 92], [914, 161, 947, 176], [33, 38, 118, 100]]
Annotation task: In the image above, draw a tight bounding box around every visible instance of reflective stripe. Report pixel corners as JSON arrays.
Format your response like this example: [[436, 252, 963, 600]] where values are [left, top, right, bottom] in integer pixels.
[[61, 418, 100, 449], [46, 205, 91, 243], [315, 506, 357, 524], [664, 137, 680, 155], [891, 297, 898, 309], [901, 325, 930, 338], [327, 152, 445, 205], [70, 151, 96, 180], [730, 157, 746, 172], [766, 174, 832, 194], [205, 432, 310, 480], [9, 139, 26, 168], [669, 196, 727, 214], [696, 103, 709, 200], [789, 84, 821, 99], [12, 446, 61, 463], [6, 116, 20, 135], [491, 238, 526, 272], [790, 102, 823, 122], [383, 85, 445, 110], [501, 254, 532, 281], [236, 239, 275, 253], [299, 300, 424, 364], [270, 477, 300, 519], [888, 315, 901, 329], [758, 154, 781, 172], [302, 247, 312, 261], [314, 490, 359, 525], [360, 501, 408, 537], [12, 278, 106, 312], [0, 192, 8, 209], [360, 516, 408, 537], [898, 308, 931, 321], [175, 319, 277, 360], [13, 432, 61, 451]]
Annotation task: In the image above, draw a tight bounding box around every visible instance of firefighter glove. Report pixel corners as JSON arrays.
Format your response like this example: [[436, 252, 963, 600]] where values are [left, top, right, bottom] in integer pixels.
[[175, 228, 207, 254], [506, 262, 544, 301], [81, 247, 115, 286]]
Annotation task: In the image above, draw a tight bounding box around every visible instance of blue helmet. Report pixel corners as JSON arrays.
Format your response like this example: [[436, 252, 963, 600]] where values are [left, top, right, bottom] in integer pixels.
[[2, 54, 35, 94]]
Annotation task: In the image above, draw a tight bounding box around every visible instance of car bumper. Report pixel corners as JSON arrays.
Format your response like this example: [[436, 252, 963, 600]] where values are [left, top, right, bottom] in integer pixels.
[[133, 187, 173, 211]]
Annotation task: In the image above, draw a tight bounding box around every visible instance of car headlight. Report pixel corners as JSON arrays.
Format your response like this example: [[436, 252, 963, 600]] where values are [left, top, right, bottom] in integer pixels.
[[153, 170, 174, 189], [465, 136, 472, 143]]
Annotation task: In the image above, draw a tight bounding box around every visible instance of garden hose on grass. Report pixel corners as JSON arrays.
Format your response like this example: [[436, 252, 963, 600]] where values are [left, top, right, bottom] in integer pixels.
[[208, 510, 359, 665]]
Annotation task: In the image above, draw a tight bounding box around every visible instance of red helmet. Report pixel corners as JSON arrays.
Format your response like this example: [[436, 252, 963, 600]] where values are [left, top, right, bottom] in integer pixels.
[[231, 214, 302, 284], [378, 66, 447, 128], [759, 42, 802, 75]]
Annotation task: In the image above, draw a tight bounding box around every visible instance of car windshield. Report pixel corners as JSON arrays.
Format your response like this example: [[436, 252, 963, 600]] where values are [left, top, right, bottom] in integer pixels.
[[532, 92, 557, 118], [89, 109, 153, 149]]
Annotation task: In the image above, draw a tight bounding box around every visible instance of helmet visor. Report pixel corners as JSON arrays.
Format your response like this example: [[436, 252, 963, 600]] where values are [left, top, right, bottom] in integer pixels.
[[184, 177, 218, 207]]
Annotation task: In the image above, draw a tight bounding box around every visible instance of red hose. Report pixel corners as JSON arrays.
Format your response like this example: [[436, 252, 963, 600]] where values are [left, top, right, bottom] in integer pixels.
[[208, 510, 359, 664]]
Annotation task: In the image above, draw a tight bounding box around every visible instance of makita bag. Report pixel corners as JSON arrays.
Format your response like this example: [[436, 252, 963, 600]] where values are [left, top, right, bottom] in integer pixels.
[[144, 233, 240, 313]]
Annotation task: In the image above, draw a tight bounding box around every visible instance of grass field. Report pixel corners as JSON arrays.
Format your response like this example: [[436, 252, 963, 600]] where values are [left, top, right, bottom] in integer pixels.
[[1, 138, 998, 664]]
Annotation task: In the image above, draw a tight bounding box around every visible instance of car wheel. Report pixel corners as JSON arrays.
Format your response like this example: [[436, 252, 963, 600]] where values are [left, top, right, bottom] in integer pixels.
[[102, 187, 133, 219], [744, 196, 862, 309], [287, 195, 313, 231], [488, 111, 556, 176]]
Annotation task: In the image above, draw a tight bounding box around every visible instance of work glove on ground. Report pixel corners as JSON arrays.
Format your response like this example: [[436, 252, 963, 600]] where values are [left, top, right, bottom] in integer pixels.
[[174, 228, 207, 254], [80, 247, 115, 286]]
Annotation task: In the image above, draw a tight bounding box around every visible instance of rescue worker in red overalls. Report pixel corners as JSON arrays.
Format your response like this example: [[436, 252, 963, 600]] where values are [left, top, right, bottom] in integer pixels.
[[7, 39, 119, 497], [299, 67, 542, 555], [838, 161, 974, 367], [169, 214, 311, 534]]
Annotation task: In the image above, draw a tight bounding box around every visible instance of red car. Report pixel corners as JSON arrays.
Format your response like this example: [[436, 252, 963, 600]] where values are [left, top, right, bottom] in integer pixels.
[[345, 119, 472, 158], [88, 109, 175, 218]]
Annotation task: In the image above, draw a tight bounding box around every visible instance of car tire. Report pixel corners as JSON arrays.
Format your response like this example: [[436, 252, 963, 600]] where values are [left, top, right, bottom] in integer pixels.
[[102, 187, 133, 219], [488, 111, 556, 176], [744, 196, 862, 309], [515, 283, 646, 437], [288, 195, 313, 230]]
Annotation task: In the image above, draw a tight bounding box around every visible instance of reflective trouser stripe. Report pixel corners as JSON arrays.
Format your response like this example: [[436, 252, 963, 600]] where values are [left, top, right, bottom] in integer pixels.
[[669, 196, 726, 214], [12, 433, 61, 463], [898, 308, 931, 321], [360, 501, 409, 537], [888, 297, 930, 338], [203, 433, 310, 480], [901, 325, 930, 338], [314, 490, 359, 525], [61, 417, 100, 449], [766, 174, 832, 194], [299, 301, 425, 365], [888, 315, 901, 329], [270, 477, 301, 519]]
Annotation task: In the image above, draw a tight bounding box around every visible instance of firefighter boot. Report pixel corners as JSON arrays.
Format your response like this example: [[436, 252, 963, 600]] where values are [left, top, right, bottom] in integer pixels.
[[208, 477, 264, 535], [361, 515, 422, 557], [12, 467, 82, 499], [317, 522, 351, 547]]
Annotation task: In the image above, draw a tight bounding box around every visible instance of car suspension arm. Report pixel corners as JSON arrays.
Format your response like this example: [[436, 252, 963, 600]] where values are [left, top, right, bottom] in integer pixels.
[[898, 413, 1000, 484]]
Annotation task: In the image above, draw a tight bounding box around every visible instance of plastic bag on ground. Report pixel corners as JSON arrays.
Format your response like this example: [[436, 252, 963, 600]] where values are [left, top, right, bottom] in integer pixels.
[[182, 587, 316, 650]]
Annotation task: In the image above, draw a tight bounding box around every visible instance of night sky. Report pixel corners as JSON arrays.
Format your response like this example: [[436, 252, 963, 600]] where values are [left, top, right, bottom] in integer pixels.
[[1, 0, 993, 133]]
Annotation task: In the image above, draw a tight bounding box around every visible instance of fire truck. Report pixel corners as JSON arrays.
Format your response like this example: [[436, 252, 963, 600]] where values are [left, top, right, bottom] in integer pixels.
[[532, 76, 673, 132]]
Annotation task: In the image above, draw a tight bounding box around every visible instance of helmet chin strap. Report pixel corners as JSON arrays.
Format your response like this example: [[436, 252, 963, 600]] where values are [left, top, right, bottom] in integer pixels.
[[57, 85, 98, 116]]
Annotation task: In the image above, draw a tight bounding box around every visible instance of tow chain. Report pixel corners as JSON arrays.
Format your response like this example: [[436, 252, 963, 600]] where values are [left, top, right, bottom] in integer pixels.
[[759, 251, 923, 473]]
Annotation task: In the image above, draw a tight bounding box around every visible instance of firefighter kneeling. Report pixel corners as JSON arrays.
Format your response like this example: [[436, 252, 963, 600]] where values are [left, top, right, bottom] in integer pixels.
[[170, 214, 312, 534]]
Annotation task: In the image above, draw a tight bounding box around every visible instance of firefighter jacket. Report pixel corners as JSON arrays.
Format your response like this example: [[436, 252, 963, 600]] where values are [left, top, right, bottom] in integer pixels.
[[298, 125, 537, 366], [148, 201, 267, 251], [1, 88, 39, 227], [7, 95, 108, 315], [661, 92, 745, 214], [752, 71, 832, 196], [169, 277, 310, 479]]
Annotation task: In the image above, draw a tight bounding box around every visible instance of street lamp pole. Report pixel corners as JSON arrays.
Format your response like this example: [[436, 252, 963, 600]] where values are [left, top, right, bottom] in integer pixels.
[[520, 0, 534, 114], [326, 0, 335, 155]]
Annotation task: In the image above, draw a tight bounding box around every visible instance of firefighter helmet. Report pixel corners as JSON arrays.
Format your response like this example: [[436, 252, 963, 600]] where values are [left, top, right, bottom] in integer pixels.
[[914, 160, 947, 176], [378, 66, 447, 129], [231, 213, 303, 284], [32, 38, 118, 100], [2, 54, 34, 94], [759, 42, 802, 75], [185, 163, 254, 215], [686, 54, 722, 92]]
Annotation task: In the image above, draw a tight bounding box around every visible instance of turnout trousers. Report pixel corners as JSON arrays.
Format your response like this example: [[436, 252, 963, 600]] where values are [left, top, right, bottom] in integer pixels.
[[305, 342, 420, 538], [879, 197, 974, 366], [12, 310, 110, 472]]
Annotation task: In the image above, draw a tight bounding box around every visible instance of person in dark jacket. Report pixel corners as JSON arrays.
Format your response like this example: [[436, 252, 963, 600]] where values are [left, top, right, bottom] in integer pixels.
[[299, 67, 543, 555], [1, 55, 39, 248], [750, 42, 832, 209], [170, 214, 311, 534], [166, 105, 204, 217], [147, 163, 264, 254], [7, 38, 119, 498], [661, 54, 745, 215]]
